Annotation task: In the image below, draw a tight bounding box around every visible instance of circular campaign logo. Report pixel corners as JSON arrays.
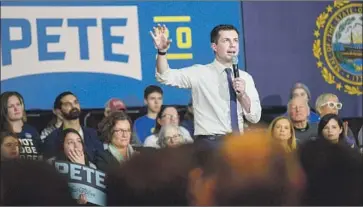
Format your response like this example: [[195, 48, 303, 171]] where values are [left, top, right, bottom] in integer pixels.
[[313, 0, 362, 95]]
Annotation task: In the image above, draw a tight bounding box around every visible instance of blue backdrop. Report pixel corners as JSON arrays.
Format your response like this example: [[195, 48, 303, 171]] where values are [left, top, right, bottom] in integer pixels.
[[242, 1, 362, 118], [1, 1, 245, 110]]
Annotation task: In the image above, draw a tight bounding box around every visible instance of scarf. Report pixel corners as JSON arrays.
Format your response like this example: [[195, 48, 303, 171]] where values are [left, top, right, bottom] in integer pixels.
[[108, 144, 134, 163]]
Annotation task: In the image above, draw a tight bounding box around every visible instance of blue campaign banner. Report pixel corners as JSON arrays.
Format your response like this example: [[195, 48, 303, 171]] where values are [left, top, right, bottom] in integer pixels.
[[0, 1, 245, 110], [54, 161, 106, 206]]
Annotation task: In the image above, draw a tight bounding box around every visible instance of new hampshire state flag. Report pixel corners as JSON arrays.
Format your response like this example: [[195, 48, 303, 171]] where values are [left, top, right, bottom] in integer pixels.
[[242, 0, 362, 117]]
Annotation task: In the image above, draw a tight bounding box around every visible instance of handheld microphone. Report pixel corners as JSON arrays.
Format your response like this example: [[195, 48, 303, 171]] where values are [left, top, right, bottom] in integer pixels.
[[232, 55, 239, 78]]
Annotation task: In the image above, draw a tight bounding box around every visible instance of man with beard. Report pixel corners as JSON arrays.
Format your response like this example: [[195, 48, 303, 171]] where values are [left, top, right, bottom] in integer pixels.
[[42, 92, 103, 162]]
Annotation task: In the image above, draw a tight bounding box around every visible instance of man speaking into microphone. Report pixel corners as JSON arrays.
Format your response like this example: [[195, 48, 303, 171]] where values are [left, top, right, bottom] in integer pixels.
[[150, 24, 261, 147]]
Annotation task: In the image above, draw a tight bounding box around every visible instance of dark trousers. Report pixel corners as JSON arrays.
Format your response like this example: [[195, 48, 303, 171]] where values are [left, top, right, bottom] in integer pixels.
[[194, 134, 225, 150]]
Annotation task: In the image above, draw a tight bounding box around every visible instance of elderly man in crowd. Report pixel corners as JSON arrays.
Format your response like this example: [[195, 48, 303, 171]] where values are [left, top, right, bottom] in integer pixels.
[[287, 97, 318, 145]]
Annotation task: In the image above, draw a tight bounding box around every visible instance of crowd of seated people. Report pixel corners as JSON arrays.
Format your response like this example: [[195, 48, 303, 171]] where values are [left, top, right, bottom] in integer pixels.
[[0, 82, 362, 205]]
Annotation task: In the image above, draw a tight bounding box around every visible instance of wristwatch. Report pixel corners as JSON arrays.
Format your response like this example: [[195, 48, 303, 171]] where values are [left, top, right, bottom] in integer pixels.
[[158, 50, 167, 55]]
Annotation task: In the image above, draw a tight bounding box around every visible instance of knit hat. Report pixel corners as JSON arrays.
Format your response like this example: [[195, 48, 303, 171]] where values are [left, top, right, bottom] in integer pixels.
[[290, 82, 311, 100]]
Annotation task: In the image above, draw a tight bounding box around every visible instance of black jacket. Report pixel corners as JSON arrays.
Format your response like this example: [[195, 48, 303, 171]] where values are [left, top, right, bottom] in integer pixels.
[[94, 150, 119, 173]]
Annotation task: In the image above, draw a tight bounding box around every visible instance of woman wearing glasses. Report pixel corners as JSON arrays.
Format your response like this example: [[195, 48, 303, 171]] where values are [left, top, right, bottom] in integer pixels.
[[157, 124, 186, 148], [315, 93, 356, 146], [96, 111, 136, 172], [144, 106, 193, 148]]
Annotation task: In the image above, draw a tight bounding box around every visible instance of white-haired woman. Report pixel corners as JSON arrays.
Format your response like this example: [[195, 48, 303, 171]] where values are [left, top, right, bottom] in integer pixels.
[[157, 124, 186, 148]]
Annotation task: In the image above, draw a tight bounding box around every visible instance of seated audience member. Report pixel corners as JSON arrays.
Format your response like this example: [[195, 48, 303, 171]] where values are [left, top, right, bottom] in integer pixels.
[[144, 106, 193, 148], [298, 138, 362, 206], [0, 91, 42, 160], [268, 116, 297, 152], [133, 85, 163, 144], [40, 99, 63, 142], [100, 98, 140, 146], [358, 125, 363, 153], [106, 144, 208, 206], [47, 128, 96, 205], [315, 93, 356, 145], [96, 111, 136, 172], [47, 128, 96, 168], [288, 82, 320, 123], [318, 113, 357, 149], [104, 98, 127, 117], [180, 98, 194, 137], [287, 97, 318, 145], [1, 159, 76, 206], [158, 124, 186, 148], [0, 131, 20, 161], [188, 132, 305, 206], [43, 91, 103, 163]]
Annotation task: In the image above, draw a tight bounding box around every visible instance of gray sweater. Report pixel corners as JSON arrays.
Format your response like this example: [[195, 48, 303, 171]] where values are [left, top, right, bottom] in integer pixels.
[[295, 123, 318, 145]]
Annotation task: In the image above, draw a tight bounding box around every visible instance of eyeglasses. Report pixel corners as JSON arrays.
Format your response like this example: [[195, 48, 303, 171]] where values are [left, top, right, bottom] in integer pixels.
[[165, 134, 182, 142], [161, 114, 179, 120], [113, 129, 131, 134], [321, 101, 343, 110]]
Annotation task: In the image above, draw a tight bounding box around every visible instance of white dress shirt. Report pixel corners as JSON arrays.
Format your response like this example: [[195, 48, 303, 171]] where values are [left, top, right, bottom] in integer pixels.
[[156, 59, 261, 136]]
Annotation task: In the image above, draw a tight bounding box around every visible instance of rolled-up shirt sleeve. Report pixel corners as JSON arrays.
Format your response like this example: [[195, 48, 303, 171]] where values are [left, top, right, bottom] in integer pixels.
[[156, 65, 200, 89], [242, 74, 262, 123]]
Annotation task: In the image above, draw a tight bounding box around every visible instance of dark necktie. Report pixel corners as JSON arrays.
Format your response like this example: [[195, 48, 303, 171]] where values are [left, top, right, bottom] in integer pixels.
[[225, 68, 239, 132]]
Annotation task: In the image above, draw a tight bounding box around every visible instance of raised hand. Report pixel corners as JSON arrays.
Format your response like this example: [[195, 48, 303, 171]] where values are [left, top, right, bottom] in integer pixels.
[[68, 149, 85, 165], [150, 24, 172, 51]]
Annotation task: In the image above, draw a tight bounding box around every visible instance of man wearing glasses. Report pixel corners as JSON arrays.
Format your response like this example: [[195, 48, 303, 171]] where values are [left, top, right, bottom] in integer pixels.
[[315, 93, 343, 117], [315, 93, 356, 146]]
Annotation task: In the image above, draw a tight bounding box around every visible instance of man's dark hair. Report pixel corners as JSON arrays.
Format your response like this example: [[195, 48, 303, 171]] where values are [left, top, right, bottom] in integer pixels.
[[210, 24, 239, 44], [144, 85, 163, 99], [299, 138, 363, 206], [106, 144, 208, 206], [53, 91, 76, 109], [1, 159, 76, 206]]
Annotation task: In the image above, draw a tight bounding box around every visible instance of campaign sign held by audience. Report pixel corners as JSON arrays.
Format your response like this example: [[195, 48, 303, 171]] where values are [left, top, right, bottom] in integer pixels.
[[0, 1, 245, 110], [54, 161, 106, 206]]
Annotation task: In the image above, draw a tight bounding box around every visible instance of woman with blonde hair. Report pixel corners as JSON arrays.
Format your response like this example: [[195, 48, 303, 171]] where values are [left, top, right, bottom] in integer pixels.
[[268, 116, 297, 152]]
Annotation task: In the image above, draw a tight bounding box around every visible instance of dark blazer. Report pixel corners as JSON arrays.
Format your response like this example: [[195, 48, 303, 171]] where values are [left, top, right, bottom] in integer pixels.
[[42, 127, 103, 163], [95, 150, 120, 173]]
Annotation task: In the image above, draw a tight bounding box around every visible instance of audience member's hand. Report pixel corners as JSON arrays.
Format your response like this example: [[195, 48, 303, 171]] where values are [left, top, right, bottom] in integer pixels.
[[343, 121, 349, 137], [77, 193, 87, 205], [68, 149, 85, 165]]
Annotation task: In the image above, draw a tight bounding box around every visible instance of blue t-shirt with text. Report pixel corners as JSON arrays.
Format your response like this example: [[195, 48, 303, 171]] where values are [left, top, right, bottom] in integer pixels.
[[133, 115, 156, 144]]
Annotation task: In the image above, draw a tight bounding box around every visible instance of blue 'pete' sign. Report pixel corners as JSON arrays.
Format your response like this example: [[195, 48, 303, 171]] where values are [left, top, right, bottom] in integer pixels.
[[54, 161, 106, 206], [0, 1, 245, 110]]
